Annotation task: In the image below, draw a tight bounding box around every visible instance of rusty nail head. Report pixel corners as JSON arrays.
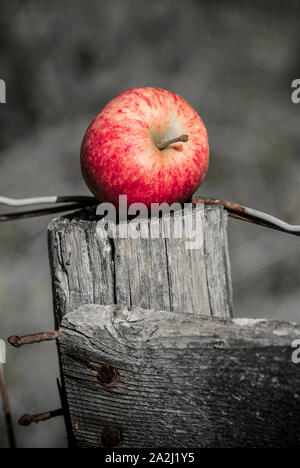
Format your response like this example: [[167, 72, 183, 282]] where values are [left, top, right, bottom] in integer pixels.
[[97, 364, 119, 387], [101, 425, 121, 448], [18, 414, 32, 427], [8, 336, 22, 348]]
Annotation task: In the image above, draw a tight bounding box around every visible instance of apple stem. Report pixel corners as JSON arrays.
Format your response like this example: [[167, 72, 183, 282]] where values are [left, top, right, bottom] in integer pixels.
[[157, 134, 189, 150]]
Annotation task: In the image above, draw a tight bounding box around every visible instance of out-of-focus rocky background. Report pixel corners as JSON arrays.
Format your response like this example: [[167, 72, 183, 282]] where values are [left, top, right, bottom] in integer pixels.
[[0, 0, 300, 447]]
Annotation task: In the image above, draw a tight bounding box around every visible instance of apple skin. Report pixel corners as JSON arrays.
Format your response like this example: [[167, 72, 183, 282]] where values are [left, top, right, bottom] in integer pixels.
[[81, 87, 209, 209]]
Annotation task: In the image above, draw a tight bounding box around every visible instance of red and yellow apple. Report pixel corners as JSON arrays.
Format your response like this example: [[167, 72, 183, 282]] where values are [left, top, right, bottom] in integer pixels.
[[81, 87, 209, 209]]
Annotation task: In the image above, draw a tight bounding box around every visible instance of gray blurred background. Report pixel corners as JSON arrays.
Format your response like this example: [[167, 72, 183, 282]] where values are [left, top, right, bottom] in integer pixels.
[[0, 0, 300, 448]]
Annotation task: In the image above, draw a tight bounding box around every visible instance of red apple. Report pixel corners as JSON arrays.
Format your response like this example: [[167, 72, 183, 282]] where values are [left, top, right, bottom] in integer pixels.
[[81, 87, 209, 209]]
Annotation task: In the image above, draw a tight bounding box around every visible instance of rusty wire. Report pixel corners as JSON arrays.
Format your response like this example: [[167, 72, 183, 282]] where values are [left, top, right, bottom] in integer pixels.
[[0, 194, 300, 237], [0, 201, 98, 223], [192, 197, 300, 237]]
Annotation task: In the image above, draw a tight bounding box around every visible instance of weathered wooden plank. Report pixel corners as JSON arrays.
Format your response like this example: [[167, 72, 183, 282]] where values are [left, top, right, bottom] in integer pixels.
[[48, 211, 115, 327], [204, 206, 233, 317], [58, 304, 300, 448], [48, 204, 233, 327]]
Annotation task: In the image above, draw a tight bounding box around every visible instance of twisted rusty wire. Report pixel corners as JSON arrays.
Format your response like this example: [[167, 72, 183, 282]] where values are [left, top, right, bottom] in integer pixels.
[[0, 194, 300, 237]]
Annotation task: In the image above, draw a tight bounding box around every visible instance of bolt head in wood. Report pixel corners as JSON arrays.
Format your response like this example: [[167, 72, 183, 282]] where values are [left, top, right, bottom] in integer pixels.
[[101, 425, 121, 448], [97, 363, 119, 387]]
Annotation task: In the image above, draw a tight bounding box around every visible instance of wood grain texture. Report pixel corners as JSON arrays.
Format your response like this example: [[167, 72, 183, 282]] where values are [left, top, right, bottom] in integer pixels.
[[59, 304, 300, 448], [48, 204, 233, 327]]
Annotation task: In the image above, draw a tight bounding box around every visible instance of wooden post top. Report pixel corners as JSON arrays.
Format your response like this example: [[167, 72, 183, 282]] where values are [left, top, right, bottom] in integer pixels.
[[48, 204, 233, 325]]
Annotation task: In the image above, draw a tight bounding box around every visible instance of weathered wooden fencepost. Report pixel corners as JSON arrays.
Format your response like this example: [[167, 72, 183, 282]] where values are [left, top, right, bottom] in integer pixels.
[[48, 204, 232, 325], [48, 203, 300, 448]]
